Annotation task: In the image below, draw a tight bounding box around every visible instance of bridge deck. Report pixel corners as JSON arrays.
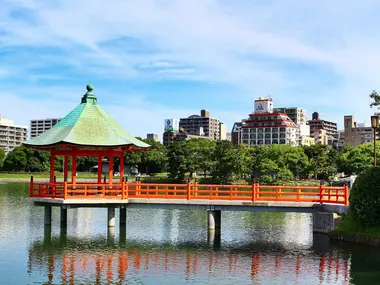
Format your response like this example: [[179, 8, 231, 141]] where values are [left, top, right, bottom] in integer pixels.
[[30, 181, 349, 206], [31, 197, 348, 214]]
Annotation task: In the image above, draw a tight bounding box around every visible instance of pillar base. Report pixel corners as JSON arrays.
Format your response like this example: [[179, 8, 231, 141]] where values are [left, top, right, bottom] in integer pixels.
[[313, 212, 335, 233], [60, 207, 67, 227], [44, 206, 52, 225], [120, 208, 127, 226], [207, 210, 221, 230], [108, 208, 115, 227]]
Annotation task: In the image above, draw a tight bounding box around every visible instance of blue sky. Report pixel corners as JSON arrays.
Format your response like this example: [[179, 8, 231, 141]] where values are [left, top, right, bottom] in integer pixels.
[[1, 0, 380, 139]]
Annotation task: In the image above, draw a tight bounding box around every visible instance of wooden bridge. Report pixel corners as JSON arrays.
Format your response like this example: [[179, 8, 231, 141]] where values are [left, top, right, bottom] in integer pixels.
[[30, 179, 348, 205]]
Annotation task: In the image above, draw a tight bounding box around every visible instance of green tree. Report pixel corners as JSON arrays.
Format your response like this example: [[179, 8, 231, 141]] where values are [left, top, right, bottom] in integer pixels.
[[349, 167, 380, 227], [303, 144, 336, 180], [0, 148, 5, 169], [369, 90, 380, 108], [140, 139, 168, 174], [211, 141, 251, 183], [3, 147, 27, 171]]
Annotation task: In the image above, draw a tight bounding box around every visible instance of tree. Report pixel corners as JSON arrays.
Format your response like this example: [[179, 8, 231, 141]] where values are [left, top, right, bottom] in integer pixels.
[[211, 141, 251, 183], [3, 147, 27, 171], [349, 167, 380, 227], [0, 148, 5, 169], [140, 139, 167, 174], [369, 90, 380, 108], [303, 144, 336, 180]]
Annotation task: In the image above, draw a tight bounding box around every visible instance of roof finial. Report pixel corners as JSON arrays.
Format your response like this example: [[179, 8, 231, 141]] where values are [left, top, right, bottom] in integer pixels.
[[86, 83, 94, 92]]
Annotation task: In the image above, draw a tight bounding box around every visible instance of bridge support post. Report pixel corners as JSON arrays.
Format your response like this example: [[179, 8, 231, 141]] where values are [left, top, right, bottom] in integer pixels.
[[108, 208, 115, 227], [207, 210, 221, 230], [44, 205, 52, 225], [120, 208, 127, 226], [60, 207, 67, 227], [313, 212, 335, 233]]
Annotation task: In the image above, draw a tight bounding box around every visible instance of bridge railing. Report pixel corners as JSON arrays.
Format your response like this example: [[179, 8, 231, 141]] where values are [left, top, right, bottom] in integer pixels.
[[29, 178, 348, 205]]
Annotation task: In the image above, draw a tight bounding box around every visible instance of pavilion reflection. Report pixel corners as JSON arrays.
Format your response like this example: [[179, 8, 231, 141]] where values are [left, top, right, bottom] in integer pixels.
[[27, 231, 351, 285]]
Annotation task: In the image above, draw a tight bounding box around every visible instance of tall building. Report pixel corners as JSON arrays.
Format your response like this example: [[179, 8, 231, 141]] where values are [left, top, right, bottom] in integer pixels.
[[344, 115, 374, 146], [179, 109, 220, 139], [307, 112, 338, 137], [219, 122, 227, 140], [311, 129, 328, 145], [0, 115, 28, 154], [231, 122, 242, 146], [274, 107, 307, 124], [30, 118, 61, 138], [297, 124, 314, 146], [238, 98, 299, 146], [146, 133, 159, 142]]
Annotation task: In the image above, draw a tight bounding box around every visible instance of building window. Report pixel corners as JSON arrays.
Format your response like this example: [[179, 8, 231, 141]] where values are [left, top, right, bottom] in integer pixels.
[[272, 140, 278, 144], [265, 140, 271, 144], [265, 128, 271, 133], [257, 140, 263, 145], [250, 134, 256, 139], [272, 133, 278, 138], [265, 134, 271, 139], [280, 128, 285, 132], [280, 139, 286, 144]]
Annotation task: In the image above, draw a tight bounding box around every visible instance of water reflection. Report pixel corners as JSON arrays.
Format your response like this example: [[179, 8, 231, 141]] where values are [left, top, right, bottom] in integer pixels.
[[3, 183, 380, 284], [27, 230, 352, 285]]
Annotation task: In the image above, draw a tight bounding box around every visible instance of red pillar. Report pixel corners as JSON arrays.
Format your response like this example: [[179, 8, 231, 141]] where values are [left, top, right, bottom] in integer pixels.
[[98, 156, 103, 184], [50, 152, 55, 183], [108, 155, 113, 186], [72, 155, 77, 184], [64, 155, 69, 181], [120, 153, 124, 184]]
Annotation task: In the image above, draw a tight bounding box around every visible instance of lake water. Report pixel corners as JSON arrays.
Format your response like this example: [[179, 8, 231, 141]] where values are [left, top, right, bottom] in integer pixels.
[[1, 182, 380, 284]]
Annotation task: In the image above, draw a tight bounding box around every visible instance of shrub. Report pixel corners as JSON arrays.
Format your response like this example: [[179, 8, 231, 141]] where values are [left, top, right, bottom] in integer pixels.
[[349, 166, 380, 227]]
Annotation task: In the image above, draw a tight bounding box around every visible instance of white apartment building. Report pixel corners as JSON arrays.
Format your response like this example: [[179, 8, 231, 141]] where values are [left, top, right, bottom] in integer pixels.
[[30, 118, 61, 138], [274, 107, 307, 125], [0, 115, 28, 154], [219, 122, 227, 140], [240, 98, 299, 146]]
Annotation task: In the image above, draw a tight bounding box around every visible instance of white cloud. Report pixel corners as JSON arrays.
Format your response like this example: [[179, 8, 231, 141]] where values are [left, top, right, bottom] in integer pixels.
[[1, 0, 380, 132]]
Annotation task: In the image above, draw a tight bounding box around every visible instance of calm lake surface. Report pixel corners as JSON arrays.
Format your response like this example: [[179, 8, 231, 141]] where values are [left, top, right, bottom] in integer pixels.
[[1, 183, 380, 284]]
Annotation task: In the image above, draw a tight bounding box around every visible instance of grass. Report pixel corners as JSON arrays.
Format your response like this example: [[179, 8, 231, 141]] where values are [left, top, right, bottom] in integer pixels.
[[335, 215, 380, 238]]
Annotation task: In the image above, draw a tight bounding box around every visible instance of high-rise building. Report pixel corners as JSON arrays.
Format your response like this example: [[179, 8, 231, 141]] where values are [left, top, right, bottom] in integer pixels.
[[0, 115, 28, 154], [297, 124, 314, 146], [30, 118, 61, 138], [146, 133, 159, 142], [179, 109, 220, 139], [274, 107, 307, 125], [344, 115, 375, 146], [307, 112, 338, 137], [238, 98, 299, 146], [231, 122, 242, 146], [219, 122, 227, 140]]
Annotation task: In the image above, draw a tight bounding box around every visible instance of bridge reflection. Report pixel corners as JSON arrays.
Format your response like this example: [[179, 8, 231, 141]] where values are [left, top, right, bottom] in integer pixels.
[[28, 232, 351, 284]]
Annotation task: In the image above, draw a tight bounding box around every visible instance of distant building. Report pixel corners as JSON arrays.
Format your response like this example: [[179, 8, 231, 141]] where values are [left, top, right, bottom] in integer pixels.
[[146, 133, 159, 142], [219, 122, 227, 140], [344, 115, 375, 146], [179, 109, 220, 139], [300, 136, 315, 146], [238, 98, 299, 146], [163, 109, 225, 146], [274, 107, 307, 125], [30, 118, 61, 138], [0, 115, 28, 154], [231, 122, 243, 146], [297, 124, 314, 146], [311, 129, 328, 145], [307, 112, 338, 137], [162, 130, 211, 147], [226, 132, 232, 141]]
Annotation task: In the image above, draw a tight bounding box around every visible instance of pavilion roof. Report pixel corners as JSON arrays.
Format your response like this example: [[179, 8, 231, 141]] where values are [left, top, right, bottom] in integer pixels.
[[24, 84, 150, 150]]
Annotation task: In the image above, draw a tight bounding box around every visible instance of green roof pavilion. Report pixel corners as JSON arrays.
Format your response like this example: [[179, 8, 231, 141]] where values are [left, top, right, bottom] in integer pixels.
[[25, 84, 150, 187]]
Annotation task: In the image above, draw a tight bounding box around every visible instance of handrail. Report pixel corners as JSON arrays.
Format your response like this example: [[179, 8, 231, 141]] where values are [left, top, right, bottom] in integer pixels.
[[29, 180, 349, 205]]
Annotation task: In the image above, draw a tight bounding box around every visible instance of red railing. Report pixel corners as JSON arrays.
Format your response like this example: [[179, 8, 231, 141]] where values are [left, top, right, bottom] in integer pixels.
[[29, 179, 349, 205]]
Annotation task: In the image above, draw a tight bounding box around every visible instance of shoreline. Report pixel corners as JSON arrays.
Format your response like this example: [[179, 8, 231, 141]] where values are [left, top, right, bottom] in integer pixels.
[[329, 230, 380, 247]]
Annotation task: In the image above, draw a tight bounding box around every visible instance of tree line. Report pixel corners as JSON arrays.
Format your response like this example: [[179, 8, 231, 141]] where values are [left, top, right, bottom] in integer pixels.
[[0, 138, 377, 183]]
